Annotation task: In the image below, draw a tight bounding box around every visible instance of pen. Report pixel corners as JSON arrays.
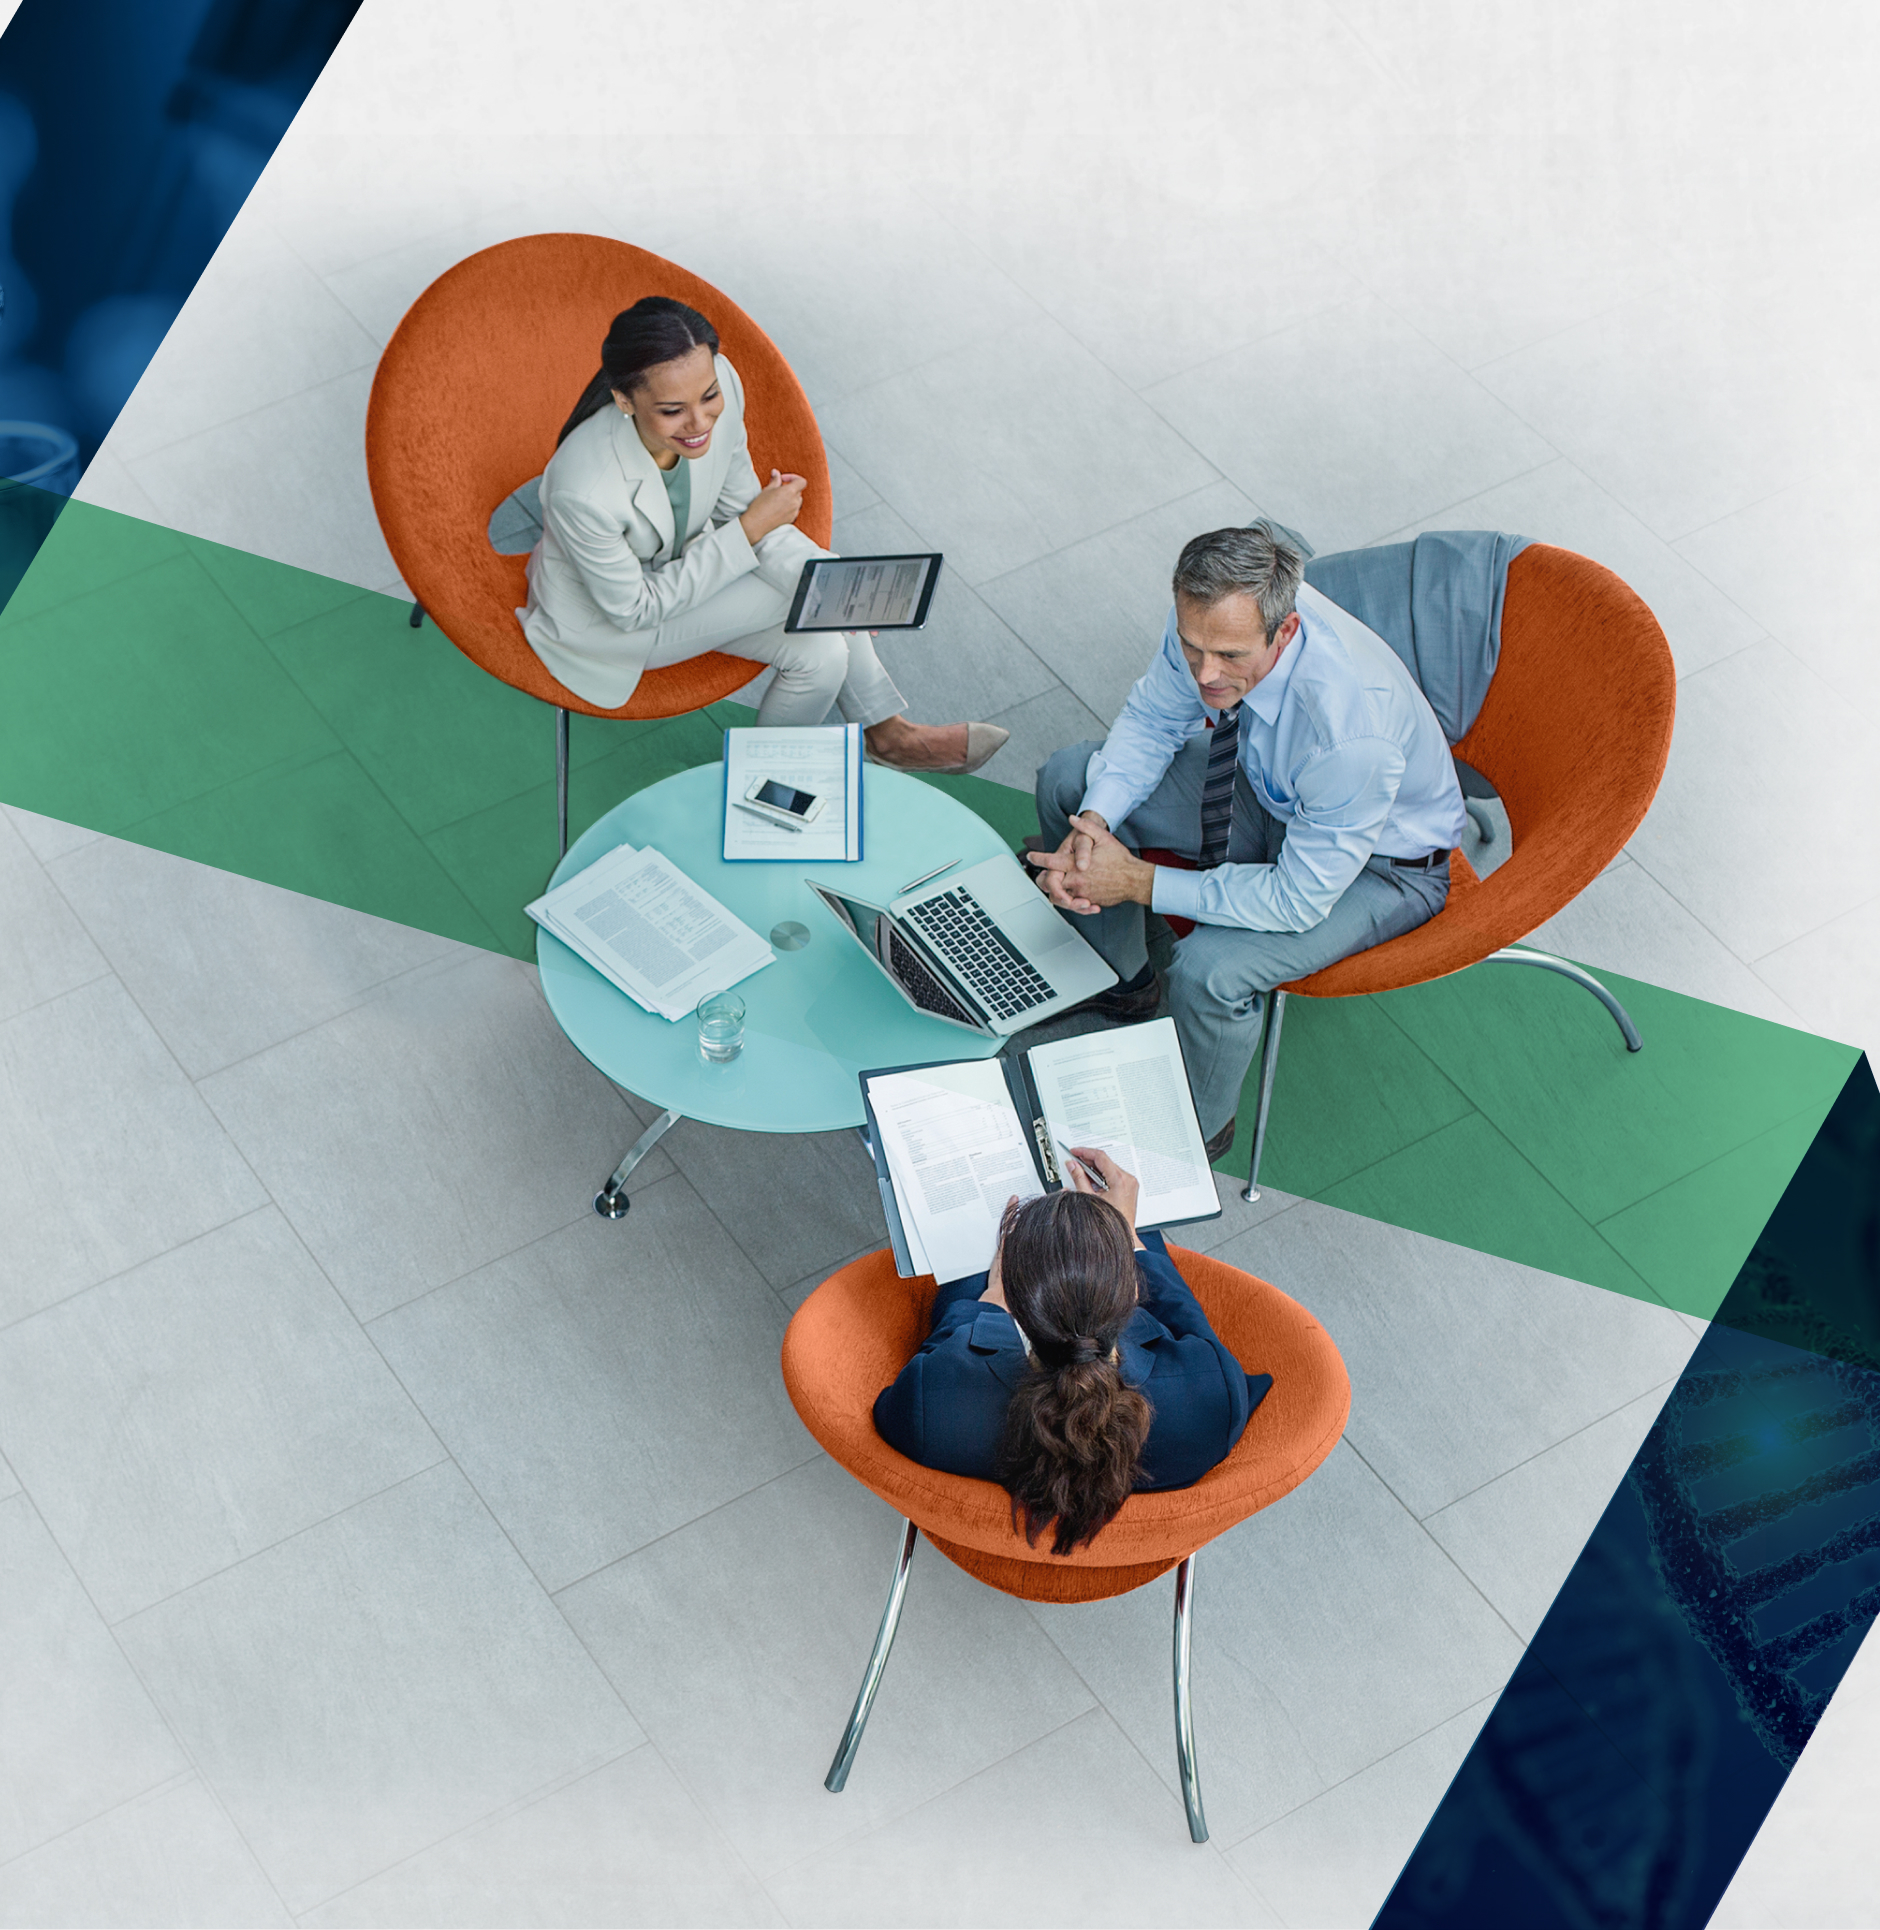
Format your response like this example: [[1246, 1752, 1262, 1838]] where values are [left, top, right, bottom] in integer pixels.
[[1054, 1137, 1108, 1191], [896, 857, 960, 895], [733, 802, 805, 831]]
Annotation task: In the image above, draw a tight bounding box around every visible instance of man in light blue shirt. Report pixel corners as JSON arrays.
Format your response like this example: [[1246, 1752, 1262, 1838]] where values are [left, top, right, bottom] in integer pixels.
[[1030, 522, 1466, 1155]]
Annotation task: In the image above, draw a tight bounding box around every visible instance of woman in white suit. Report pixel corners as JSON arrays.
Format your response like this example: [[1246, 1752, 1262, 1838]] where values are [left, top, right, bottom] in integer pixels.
[[519, 297, 1006, 772]]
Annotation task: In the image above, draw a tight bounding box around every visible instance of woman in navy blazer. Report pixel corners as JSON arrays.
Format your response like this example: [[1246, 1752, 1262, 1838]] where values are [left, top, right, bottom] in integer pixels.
[[874, 1150, 1271, 1554]]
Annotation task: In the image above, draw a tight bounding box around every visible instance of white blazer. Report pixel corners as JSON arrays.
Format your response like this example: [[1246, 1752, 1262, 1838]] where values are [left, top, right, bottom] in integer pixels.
[[518, 352, 821, 707]]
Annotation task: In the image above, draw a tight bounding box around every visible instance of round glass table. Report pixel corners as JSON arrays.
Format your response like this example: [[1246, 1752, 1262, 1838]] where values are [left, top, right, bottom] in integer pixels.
[[536, 761, 1013, 1215]]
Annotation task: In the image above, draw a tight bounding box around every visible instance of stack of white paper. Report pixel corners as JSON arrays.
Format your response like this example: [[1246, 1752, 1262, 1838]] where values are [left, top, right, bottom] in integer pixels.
[[526, 844, 773, 1021], [722, 724, 863, 862]]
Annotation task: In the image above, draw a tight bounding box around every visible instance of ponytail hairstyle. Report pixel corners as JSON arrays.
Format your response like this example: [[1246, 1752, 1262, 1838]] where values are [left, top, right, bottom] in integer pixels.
[[994, 1190, 1153, 1556], [555, 296, 722, 447]]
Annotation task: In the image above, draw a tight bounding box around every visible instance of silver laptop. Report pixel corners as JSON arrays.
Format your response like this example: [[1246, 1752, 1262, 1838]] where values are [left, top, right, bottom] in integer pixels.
[[806, 854, 1116, 1035]]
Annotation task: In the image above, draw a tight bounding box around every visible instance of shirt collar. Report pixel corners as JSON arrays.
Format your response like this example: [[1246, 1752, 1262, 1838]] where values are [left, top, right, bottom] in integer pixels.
[[1242, 615, 1307, 726]]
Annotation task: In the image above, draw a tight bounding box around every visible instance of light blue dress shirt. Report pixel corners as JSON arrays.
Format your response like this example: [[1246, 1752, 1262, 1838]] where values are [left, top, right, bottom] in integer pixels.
[[1080, 583, 1468, 934]]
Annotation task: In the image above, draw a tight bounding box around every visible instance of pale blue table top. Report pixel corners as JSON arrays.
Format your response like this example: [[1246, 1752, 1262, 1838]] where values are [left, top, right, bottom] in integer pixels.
[[536, 762, 1011, 1133]]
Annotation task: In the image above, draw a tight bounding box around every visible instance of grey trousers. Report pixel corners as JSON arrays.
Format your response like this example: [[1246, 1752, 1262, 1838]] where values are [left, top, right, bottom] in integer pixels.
[[1036, 739, 1450, 1136]]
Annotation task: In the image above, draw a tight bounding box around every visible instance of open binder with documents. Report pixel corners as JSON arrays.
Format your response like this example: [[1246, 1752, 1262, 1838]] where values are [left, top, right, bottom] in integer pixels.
[[860, 1017, 1222, 1282], [722, 723, 863, 862]]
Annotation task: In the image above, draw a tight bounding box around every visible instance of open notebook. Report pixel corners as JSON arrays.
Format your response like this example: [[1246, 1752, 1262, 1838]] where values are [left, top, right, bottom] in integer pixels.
[[860, 1017, 1222, 1282]]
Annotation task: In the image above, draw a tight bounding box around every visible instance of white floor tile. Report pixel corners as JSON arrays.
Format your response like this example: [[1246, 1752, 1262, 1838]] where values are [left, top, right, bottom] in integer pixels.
[[0, 978, 267, 1327], [1382, 457, 1765, 680], [0, 1210, 442, 1622], [300, 1749, 780, 1929], [0, 1495, 188, 1864], [0, 1777, 291, 1929], [49, 835, 467, 1080], [767, 1709, 1273, 1929], [556, 1457, 1096, 1879], [1624, 640, 1880, 962], [1143, 298, 1557, 554], [1, 803, 101, 863], [1226, 1699, 1493, 1929], [822, 441, 881, 517], [369, 1180, 813, 1592], [976, 479, 1261, 724], [971, 683, 1111, 797], [196, 953, 654, 1320], [71, 448, 167, 524], [1422, 1385, 1674, 1643], [0, 813, 109, 1024], [1030, 1443, 1524, 1843], [1752, 894, 1880, 1065], [115, 1464, 642, 1916], [817, 315, 1220, 587]]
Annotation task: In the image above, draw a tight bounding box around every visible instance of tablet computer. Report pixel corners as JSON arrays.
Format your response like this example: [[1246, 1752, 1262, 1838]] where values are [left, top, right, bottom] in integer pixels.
[[784, 552, 943, 632]]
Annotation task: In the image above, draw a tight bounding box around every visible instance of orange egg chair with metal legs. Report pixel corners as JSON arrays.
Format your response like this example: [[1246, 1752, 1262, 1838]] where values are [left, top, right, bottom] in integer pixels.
[[364, 233, 833, 854], [1212, 543, 1676, 1200], [781, 1244, 1351, 1842]]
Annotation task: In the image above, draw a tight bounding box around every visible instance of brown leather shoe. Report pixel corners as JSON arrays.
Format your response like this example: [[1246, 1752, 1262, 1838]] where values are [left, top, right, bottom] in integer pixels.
[[1202, 1116, 1237, 1162]]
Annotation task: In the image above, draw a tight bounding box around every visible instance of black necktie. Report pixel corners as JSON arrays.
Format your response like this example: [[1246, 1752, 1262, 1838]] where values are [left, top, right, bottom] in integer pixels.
[[1197, 703, 1241, 869]]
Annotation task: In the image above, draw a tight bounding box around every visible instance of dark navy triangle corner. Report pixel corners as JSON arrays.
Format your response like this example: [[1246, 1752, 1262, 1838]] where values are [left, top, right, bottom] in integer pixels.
[[0, 0, 364, 605], [1373, 1053, 1880, 1930]]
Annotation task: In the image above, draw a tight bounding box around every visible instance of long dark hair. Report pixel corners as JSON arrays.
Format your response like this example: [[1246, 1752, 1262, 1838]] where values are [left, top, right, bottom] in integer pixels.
[[995, 1191, 1153, 1556], [556, 296, 722, 447]]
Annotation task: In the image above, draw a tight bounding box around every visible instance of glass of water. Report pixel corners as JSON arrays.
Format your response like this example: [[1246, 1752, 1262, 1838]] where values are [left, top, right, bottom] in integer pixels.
[[696, 990, 746, 1063]]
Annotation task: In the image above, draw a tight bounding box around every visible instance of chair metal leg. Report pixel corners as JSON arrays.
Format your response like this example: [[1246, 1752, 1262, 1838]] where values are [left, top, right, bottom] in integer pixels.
[[555, 707, 570, 859], [827, 1519, 919, 1793], [1173, 1552, 1208, 1843], [1242, 989, 1287, 1205], [408, 600, 424, 629], [594, 1107, 681, 1218], [1489, 946, 1642, 1052]]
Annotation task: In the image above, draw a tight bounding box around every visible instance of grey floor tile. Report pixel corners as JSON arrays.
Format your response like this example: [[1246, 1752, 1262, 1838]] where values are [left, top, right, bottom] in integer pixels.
[[1381, 456, 1766, 680], [971, 683, 1111, 797], [1753, 894, 1880, 1066], [822, 442, 881, 517], [556, 1457, 1095, 1878], [1027, 1442, 1523, 1842], [0, 1494, 188, 1864], [1624, 641, 1880, 963], [1167, 1179, 1304, 1257], [977, 479, 1261, 723], [0, 978, 267, 1327], [1143, 299, 1557, 554], [660, 1114, 885, 1292], [767, 1708, 1273, 1929], [369, 1178, 815, 1592], [777, 1241, 880, 1316], [0, 813, 109, 1024], [1, 803, 102, 863], [0, 1776, 291, 1929], [116, 1464, 642, 1915], [1224, 1699, 1494, 1928], [1219, 1203, 1699, 1519], [0, 1209, 442, 1623], [831, 502, 1059, 724], [1424, 1385, 1673, 1643], [197, 954, 655, 1319], [1523, 860, 1804, 1029], [818, 314, 1220, 586], [0, 1456, 16, 1501], [49, 835, 467, 1079], [301, 1748, 780, 1929], [68, 448, 169, 527]]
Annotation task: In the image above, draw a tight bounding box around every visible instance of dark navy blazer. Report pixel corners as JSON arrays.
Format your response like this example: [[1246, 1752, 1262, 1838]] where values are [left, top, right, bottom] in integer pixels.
[[873, 1230, 1272, 1491]]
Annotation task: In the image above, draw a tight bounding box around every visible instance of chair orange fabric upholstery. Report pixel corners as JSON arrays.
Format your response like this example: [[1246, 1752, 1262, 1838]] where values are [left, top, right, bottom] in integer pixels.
[[364, 233, 832, 721], [1284, 543, 1673, 997], [782, 1245, 1350, 1603]]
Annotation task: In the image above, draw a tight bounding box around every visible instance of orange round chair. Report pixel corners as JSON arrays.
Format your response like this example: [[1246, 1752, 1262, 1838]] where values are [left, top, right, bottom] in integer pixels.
[[1234, 542, 1677, 1198], [781, 1244, 1351, 1841], [364, 233, 833, 851]]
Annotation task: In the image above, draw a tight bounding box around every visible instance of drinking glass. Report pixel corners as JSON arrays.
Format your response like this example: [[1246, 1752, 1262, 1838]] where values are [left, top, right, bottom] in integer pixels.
[[696, 990, 746, 1062]]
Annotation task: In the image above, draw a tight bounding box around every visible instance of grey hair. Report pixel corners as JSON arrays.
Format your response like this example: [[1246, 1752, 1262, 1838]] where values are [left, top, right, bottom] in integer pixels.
[[1171, 521, 1305, 637]]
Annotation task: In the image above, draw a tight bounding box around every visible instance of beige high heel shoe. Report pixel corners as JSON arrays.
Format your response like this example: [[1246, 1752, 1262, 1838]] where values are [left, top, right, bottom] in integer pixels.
[[864, 722, 1010, 775]]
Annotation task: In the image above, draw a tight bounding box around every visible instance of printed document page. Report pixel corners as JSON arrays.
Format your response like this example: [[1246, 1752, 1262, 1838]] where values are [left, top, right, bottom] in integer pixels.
[[1027, 1018, 1218, 1227], [866, 1060, 1044, 1283], [723, 724, 861, 861], [526, 845, 772, 1020], [798, 555, 935, 630]]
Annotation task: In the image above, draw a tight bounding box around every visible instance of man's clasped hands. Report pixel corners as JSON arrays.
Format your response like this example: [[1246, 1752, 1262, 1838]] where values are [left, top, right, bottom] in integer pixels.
[[1026, 812, 1158, 914]]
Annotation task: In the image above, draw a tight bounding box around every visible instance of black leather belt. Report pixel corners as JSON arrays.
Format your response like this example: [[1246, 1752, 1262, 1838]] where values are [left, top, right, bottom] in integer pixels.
[[1386, 850, 1447, 871]]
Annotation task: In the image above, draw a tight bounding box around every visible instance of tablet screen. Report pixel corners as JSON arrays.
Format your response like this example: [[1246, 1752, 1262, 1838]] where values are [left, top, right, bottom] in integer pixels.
[[787, 553, 942, 631]]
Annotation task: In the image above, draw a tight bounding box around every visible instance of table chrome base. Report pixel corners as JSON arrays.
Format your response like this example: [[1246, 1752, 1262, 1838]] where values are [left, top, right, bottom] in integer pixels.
[[594, 1107, 682, 1218]]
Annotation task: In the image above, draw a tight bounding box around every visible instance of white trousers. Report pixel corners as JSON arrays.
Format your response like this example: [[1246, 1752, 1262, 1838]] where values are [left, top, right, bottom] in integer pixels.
[[640, 572, 906, 728]]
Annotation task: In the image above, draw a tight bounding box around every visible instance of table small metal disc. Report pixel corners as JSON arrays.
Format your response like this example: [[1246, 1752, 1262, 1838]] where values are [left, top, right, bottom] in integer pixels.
[[771, 920, 812, 951]]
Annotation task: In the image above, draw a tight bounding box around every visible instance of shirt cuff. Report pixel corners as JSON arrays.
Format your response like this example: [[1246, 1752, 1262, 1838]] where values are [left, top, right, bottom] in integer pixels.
[[1078, 777, 1138, 831], [1149, 863, 1204, 922]]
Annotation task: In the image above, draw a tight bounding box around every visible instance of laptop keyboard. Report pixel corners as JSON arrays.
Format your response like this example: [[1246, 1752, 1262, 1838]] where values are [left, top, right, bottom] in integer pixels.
[[885, 929, 978, 1025], [900, 889, 1055, 1021]]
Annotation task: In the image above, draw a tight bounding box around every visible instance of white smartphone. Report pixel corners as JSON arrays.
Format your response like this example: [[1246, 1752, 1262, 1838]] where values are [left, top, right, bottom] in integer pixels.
[[740, 776, 828, 829]]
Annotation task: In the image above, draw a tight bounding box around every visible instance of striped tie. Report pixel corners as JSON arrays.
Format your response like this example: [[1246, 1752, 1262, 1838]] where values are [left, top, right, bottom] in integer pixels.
[[1197, 703, 1241, 869]]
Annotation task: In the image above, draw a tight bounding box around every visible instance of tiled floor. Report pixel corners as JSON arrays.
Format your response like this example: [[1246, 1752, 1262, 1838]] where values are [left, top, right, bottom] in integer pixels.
[[3, 0, 1876, 1924]]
